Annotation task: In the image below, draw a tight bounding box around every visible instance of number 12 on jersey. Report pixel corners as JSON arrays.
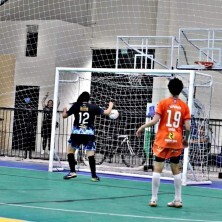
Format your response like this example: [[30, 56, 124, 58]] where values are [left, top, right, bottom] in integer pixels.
[[79, 112, 89, 125]]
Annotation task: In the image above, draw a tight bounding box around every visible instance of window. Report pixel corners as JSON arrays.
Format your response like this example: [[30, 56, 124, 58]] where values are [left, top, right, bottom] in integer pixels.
[[26, 25, 39, 57]]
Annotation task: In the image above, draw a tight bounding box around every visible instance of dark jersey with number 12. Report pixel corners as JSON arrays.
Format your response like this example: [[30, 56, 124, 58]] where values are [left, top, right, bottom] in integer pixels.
[[67, 102, 104, 129]]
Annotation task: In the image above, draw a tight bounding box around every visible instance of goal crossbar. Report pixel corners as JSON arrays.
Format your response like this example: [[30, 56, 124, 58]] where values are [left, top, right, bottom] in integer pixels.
[[55, 67, 193, 75]]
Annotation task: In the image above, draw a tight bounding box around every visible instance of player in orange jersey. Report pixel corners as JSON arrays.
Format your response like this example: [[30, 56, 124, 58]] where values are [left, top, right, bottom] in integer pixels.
[[136, 78, 191, 208]]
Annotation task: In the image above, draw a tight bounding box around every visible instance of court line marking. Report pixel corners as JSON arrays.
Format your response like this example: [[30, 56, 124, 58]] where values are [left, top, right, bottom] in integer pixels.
[[0, 202, 220, 222], [0, 218, 27, 222]]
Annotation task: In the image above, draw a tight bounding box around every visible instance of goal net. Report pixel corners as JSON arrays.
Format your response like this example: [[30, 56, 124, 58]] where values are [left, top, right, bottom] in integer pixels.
[[0, 0, 219, 183], [49, 68, 212, 185]]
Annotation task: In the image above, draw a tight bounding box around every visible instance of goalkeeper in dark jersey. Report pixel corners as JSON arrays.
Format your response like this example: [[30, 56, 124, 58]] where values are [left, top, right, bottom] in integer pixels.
[[62, 91, 113, 182]]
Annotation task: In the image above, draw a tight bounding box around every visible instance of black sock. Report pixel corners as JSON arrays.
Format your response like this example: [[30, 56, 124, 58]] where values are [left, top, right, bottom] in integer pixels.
[[67, 153, 76, 173], [88, 155, 96, 178]]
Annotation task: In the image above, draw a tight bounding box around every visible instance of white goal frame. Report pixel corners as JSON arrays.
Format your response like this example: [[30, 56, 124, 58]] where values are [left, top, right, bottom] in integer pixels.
[[49, 67, 205, 185]]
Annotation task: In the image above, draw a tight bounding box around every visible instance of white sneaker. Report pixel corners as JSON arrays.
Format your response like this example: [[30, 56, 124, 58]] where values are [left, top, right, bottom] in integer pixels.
[[149, 199, 157, 207], [167, 200, 183, 208], [41, 150, 45, 155]]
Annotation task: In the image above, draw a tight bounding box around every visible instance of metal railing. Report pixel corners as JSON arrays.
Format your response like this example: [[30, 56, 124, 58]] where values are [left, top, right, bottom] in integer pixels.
[[1, 107, 222, 174]]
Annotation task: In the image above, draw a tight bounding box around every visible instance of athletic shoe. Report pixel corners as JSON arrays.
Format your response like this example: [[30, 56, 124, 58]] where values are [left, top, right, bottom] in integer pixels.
[[91, 176, 100, 182], [63, 172, 77, 180], [149, 199, 157, 207], [167, 200, 183, 208]]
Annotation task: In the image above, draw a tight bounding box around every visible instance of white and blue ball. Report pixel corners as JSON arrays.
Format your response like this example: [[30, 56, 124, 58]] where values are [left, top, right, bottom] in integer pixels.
[[109, 109, 119, 120]]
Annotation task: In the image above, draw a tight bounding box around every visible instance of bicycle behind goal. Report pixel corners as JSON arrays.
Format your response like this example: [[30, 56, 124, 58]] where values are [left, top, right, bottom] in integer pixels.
[[96, 134, 146, 167]]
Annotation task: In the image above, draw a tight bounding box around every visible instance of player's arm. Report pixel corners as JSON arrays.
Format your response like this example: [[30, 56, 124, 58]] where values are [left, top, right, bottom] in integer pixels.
[[136, 113, 160, 137], [103, 102, 114, 116], [62, 107, 68, 118], [182, 119, 190, 147], [42, 92, 49, 108], [62, 101, 76, 119], [62, 104, 75, 119]]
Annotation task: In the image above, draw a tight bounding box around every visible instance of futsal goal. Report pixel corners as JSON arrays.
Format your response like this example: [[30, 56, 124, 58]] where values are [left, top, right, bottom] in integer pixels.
[[49, 67, 213, 186]]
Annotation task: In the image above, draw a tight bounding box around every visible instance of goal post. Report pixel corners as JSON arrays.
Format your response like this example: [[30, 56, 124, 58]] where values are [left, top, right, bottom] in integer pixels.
[[49, 67, 212, 185]]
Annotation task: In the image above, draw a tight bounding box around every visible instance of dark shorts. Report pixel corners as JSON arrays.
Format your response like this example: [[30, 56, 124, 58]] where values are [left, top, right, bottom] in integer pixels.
[[154, 155, 180, 164], [68, 134, 96, 151]]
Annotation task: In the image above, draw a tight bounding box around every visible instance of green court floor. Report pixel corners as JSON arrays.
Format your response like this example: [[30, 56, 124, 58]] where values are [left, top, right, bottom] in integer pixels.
[[0, 167, 221, 222]]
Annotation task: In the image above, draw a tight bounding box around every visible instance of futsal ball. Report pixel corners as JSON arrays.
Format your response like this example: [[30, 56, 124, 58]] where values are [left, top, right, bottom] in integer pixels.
[[109, 109, 119, 120]]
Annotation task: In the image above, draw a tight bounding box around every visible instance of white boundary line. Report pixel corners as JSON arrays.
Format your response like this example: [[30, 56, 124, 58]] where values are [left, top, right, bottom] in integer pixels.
[[0, 203, 220, 222]]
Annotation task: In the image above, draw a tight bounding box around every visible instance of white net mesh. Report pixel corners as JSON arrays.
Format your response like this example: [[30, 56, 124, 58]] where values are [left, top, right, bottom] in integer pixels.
[[53, 69, 212, 184], [0, 1, 221, 112], [0, 0, 219, 182]]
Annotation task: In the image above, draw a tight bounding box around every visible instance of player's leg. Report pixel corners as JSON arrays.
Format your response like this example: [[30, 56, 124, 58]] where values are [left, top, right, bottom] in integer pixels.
[[41, 136, 47, 154], [48, 133, 51, 152], [41, 126, 47, 154], [47, 125, 52, 152], [63, 138, 78, 180], [167, 154, 183, 208], [149, 155, 165, 207], [86, 150, 99, 181], [85, 135, 99, 182]]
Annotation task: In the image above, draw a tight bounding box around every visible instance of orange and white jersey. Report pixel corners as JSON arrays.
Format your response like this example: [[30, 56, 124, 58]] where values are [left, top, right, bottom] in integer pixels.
[[154, 97, 191, 149]]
